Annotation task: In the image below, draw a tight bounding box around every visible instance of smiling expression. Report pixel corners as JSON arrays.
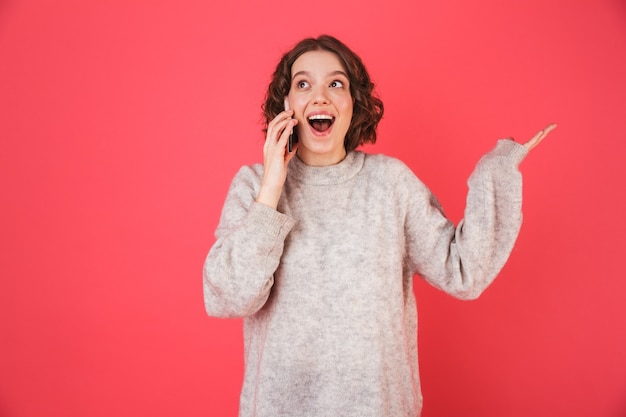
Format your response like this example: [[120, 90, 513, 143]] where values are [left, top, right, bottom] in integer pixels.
[[287, 50, 354, 166]]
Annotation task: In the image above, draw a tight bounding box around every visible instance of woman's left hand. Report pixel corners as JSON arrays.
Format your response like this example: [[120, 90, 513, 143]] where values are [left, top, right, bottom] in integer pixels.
[[523, 123, 557, 152]]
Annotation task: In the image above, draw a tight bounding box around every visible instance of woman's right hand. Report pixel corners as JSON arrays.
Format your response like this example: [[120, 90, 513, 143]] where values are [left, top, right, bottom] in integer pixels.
[[255, 109, 299, 209]]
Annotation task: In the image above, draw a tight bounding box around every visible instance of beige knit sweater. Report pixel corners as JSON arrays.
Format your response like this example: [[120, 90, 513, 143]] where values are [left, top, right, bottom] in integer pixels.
[[204, 139, 528, 417]]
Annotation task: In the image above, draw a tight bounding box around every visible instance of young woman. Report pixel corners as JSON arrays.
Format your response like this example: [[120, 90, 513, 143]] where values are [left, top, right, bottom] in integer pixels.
[[203, 35, 556, 417]]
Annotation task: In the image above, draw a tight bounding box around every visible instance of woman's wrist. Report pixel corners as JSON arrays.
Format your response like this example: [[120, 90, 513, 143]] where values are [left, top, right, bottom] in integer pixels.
[[255, 183, 282, 209]]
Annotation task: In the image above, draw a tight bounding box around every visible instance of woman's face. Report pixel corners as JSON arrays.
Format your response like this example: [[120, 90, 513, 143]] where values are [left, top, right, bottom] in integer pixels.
[[287, 50, 353, 166]]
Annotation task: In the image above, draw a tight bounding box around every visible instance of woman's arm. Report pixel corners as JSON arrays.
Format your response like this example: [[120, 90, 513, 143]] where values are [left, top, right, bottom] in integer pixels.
[[203, 107, 300, 318], [405, 124, 556, 299], [203, 166, 295, 318]]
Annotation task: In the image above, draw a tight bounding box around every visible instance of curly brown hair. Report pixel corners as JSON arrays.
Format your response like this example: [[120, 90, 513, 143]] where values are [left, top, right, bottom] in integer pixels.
[[262, 35, 384, 152]]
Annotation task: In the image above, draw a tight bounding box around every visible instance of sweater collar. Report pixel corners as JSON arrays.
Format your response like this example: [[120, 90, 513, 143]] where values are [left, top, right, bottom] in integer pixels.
[[287, 150, 365, 185]]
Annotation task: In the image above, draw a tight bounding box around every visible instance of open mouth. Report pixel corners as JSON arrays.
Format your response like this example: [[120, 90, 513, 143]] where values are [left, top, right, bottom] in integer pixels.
[[307, 114, 335, 133]]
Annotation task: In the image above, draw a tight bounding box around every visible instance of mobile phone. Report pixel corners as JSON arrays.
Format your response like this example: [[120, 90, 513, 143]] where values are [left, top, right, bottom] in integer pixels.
[[284, 98, 297, 153]]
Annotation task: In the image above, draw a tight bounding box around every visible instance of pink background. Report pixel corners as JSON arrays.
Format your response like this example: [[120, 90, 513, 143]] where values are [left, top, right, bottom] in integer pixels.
[[2, 1, 626, 416]]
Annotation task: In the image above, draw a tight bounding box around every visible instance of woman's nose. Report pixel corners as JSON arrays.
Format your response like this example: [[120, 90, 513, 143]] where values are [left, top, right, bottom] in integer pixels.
[[312, 87, 330, 105]]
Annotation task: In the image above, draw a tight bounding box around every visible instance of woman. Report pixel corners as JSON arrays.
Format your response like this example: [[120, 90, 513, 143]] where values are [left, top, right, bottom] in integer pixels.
[[203, 35, 556, 417]]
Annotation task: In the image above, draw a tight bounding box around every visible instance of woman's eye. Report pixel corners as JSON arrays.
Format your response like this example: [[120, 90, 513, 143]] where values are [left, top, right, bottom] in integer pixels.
[[330, 80, 344, 88], [297, 81, 309, 89]]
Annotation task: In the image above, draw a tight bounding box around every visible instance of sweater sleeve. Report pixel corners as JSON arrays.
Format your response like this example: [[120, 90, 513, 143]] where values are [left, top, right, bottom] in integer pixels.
[[405, 139, 529, 300], [203, 166, 296, 318]]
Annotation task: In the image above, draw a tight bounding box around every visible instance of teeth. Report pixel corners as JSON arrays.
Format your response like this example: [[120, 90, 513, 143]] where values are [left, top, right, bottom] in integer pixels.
[[308, 114, 334, 121]]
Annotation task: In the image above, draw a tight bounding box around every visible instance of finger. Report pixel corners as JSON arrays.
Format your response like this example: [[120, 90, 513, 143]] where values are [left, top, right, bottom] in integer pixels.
[[266, 118, 295, 158], [265, 118, 293, 155], [266, 110, 295, 140], [277, 119, 297, 148], [265, 118, 297, 159], [542, 123, 557, 136], [534, 123, 557, 141], [524, 123, 557, 151]]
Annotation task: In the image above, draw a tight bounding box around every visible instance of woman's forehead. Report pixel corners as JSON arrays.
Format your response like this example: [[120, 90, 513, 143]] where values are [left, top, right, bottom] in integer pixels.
[[291, 50, 346, 76]]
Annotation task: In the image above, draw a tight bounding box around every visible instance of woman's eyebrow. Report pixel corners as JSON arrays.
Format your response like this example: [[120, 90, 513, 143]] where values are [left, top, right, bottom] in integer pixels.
[[291, 70, 349, 81]]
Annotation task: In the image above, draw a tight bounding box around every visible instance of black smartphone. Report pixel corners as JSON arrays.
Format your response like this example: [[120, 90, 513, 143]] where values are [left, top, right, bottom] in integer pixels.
[[284, 98, 298, 153]]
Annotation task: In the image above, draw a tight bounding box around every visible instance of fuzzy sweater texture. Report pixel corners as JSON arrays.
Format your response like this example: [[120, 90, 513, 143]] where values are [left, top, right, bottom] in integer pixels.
[[204, 140, 528, 417]]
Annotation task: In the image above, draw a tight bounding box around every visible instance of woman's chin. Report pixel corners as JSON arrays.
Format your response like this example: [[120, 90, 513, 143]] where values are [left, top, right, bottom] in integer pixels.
[[297, 139, 346, 166]]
